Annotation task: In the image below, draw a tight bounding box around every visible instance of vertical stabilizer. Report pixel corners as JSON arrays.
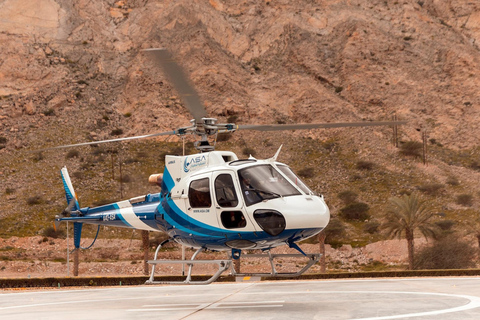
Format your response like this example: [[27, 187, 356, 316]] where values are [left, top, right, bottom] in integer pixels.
[[61, 167, 80, 211]]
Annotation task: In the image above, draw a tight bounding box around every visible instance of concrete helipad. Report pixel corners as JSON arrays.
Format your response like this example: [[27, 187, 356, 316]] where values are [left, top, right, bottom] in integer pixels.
[[1, 278, 480, 319]]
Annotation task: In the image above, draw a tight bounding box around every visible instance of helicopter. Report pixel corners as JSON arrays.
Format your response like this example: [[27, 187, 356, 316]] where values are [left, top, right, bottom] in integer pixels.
[[53, 48, 406, 284]]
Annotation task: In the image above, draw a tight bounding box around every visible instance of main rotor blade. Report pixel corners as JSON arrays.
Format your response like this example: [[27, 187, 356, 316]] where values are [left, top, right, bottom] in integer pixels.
[[42, 130, 176, 150], [143, 48, 208, 123], [237, 121, 407, 131]]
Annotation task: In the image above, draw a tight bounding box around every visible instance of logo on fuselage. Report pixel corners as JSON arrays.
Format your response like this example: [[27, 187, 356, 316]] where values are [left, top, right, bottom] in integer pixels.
[[183, 155, 207, 173]]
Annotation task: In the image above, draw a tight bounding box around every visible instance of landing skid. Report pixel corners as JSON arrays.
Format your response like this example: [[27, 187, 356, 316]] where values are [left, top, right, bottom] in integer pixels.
[[146, 240, 321, 284], [231, 252, 322, 278]]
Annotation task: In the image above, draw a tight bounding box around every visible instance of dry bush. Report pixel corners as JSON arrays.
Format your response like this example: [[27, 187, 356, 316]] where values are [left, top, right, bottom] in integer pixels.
[[298, 167, 315, 178], [324, 218, 346, 247], [417, 183, 444, 196], [26, 195, 43, 205], [242, 147, 256, 157], [399, 141, 422, 157], [42, 226, 65, 239], [66, 149, 80, 159], [339, 202, 370, 221], [435, 220, 455, 231], [338, 190, 358, 205], [446, 176, 459, 186], [414, 236, 476, 270], [356, 160, 375, 170], [456, 194, 473, 207], [363, 220, 380, 234]]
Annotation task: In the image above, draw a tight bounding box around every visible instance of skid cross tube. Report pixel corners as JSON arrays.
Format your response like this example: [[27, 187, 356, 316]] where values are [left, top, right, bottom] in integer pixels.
[[146, 242, 231, 285]]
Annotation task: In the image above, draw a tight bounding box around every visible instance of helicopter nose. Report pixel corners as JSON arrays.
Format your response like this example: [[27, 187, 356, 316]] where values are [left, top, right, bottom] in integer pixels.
[[276, 195, 330, 231]]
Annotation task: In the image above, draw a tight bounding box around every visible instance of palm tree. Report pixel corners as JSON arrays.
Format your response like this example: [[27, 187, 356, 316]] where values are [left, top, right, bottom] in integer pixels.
[[382, 193, 438, 270]]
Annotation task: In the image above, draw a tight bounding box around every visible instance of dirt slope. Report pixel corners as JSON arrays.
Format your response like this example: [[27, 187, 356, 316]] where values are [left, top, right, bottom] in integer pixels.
[[1, 0, 480, 270]]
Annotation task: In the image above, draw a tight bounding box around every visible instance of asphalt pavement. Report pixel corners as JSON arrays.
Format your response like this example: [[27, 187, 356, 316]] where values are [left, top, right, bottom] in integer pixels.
[[1, 277, 480, 319]]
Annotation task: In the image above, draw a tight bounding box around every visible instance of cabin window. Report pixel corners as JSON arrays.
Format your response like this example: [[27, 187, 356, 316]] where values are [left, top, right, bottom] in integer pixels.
[[215, 174, 238, 207], [221, 211, 246, 229], [188, 178, 212, 208]]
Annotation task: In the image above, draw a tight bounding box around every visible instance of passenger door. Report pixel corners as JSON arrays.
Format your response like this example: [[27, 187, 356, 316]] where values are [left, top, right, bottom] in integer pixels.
[[186, 173, 219, 230], [212, 171, 257, 231]]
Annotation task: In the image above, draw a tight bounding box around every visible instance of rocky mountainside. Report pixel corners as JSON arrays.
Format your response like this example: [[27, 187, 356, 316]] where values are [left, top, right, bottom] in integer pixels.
[[1, 0, 480, 248]]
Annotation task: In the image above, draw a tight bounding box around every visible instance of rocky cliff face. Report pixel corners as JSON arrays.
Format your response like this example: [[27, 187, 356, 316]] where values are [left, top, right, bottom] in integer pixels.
[[1, 0, 480, 240]]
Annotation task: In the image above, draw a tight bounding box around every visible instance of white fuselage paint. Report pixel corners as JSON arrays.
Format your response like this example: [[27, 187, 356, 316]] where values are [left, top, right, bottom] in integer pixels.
[[116, 200, 157, 231]]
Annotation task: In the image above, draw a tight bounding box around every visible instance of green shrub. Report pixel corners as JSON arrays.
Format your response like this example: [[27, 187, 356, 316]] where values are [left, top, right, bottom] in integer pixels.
[[0, 136, 6, 144], [339, 202, 370, 221]]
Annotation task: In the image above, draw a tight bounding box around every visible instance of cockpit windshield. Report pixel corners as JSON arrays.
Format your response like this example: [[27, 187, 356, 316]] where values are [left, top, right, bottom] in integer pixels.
[[277, 164, 314, 195], [238, 165, 301, 206]]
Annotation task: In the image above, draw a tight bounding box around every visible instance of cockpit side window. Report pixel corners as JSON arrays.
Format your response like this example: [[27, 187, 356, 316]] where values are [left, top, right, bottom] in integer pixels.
[[188, 178, 211, 208], [215, 174, 238, 208], [277, 165, 313, 195]]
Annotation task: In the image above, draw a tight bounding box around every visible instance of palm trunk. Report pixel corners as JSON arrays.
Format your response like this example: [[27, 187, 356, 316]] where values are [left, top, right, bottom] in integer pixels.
[[406, 230, 415, 270], [318, 230, 326, 273], [73, 249, 79, 276], [142, 230, 149, 275], [476, 234, 480, 259]]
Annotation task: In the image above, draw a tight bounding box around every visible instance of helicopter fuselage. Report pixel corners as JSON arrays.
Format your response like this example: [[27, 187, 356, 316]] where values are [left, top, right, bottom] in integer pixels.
[[67, 150, 330, 251]]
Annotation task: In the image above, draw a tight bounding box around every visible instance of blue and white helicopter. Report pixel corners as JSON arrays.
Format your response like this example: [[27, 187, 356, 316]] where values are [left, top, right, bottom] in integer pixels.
[[53, 49, 406, 284]]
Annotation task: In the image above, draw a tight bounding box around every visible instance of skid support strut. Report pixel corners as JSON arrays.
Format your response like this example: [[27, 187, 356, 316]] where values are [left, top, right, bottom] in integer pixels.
[[146, 241, 231, 285]]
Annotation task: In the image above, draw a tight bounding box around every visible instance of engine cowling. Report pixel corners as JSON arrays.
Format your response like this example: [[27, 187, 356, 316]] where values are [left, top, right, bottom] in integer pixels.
[[148, 173, 163, 187]]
